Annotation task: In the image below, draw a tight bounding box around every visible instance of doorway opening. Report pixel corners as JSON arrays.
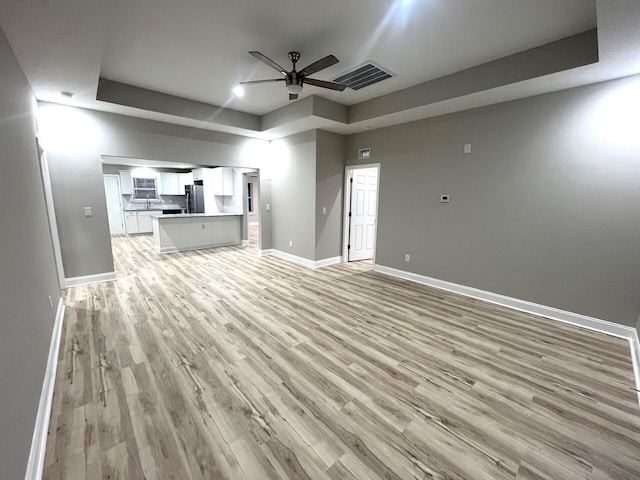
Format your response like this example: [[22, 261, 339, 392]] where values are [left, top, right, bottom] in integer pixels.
[[343, 164, 380, 263], [245, 172, 260, 250], [103, 174, 125, 235]]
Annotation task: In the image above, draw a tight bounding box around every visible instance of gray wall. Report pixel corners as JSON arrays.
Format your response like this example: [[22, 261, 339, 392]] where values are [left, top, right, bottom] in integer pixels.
[[270, 130, 317, 259], [346, 76, 640, 327], [0, 28, 61, 479], [315, 130, 345, 261], [38, 103, 272, 278]]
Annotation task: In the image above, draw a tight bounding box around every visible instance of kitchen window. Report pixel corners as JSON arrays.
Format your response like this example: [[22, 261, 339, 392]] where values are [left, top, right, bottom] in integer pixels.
[[133, 177, 159, 201]]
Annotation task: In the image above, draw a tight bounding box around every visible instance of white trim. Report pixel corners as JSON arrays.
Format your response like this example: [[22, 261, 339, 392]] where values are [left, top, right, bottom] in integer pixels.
[[64, 271, 117, 288], [630, 329, 640, 406], [314, 256, 343, 268], [242, 240, 250, 246], [155, 241, 241, 254], [103, 174, 125, 236], [374, 264, 640, 407], [25, 298, 65, 480], [37, 147, 65, 287], [259, 250, 342, 269], [342, 163, 380, 263], [268, 250, 316, 268]]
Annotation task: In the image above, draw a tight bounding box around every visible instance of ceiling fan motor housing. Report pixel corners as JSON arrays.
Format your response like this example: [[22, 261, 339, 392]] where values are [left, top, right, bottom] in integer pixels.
[[286, 73, 303, 94]]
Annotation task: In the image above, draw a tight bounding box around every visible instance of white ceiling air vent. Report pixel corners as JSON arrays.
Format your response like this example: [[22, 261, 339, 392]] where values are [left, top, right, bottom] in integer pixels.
[[333, 62, 393, 90]]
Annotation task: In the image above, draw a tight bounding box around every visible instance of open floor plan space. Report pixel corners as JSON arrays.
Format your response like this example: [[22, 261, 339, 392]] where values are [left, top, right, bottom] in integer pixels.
[[44, 236, 640, 480]]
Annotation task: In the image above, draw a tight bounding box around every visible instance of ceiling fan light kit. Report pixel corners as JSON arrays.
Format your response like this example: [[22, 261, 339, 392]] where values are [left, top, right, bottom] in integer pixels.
[[241, 50, 346, 100]]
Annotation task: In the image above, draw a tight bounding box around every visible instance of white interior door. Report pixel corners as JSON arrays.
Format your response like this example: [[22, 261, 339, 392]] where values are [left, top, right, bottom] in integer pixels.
[[349, 167, 378, 261], [103, 175, 124, 235]]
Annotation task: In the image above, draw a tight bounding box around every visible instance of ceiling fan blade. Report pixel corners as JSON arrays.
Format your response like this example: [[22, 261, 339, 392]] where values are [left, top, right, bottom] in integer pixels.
[[298, 55, 339, 77], [289, 93, 299, 100], [304, 77, 346, 91], [239, 79, 286, 85], [249, 51, 288, 76]]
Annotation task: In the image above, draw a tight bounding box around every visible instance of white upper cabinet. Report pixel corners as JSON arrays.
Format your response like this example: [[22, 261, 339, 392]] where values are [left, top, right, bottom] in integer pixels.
[[211, 168, 235, 196], [192, 168, 205, 181], [178, 172, 193, 193], [119, 170, 133, 195], [158, 172, 181, 195]]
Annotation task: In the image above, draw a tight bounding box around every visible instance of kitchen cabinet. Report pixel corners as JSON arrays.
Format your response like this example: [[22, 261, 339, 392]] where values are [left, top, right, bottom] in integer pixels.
[[211, 168, 235, 196], [178, 172, 193, 193], [125, 210, 162, 234], [124, 212, 138, 234], [119, 170, 133, 195], [192, 168, 205, 181], [137, 210, 160, 233], [158, 172, 181, 195]]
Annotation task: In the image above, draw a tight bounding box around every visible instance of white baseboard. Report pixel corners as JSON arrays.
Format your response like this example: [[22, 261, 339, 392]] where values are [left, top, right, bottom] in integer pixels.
[[25, 298, 65, 480], [64, 271, 116, 288], [261, 250, 342, 269], [374, 264, 640, 407], [314, 256, 343, 268], [630, 329, 640, 406]]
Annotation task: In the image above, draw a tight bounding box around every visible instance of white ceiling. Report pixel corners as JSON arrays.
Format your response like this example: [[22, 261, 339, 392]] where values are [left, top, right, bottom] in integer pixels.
[[1, 0, 639, 138]]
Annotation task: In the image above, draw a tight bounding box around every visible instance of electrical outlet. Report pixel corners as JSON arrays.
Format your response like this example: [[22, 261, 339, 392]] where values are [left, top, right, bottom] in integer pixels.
[[440, 194, 451, 203], [322, 207, 327, 215], [464, 144, 471, 154], [48, 295, 53, 310], [404, 254, 411, 263], [266, 204, 271, 211], [289, 240, 293, 247], [83, 206, 93, 217]]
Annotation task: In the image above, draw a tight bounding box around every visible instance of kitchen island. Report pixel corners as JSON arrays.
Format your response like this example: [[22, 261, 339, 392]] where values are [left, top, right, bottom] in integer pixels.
[[151, 213, 243, 253]]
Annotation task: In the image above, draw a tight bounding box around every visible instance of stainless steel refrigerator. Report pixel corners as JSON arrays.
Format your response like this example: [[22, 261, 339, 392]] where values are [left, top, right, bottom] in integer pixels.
[[185, 185, 204, 213]]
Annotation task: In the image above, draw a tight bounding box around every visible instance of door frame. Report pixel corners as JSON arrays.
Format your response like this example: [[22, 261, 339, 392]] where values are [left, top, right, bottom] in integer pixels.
[[37, 143, 66, 288], [342, 163, 381, 263], [103, 174, 125, 235]]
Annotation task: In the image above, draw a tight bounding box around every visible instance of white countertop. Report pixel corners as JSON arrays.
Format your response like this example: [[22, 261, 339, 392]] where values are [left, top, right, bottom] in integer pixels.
[[152, 213, 243, 219]]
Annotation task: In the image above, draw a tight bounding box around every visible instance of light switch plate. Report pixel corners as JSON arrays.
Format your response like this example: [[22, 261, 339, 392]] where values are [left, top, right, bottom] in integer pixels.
[[83, 206, 93, 217]]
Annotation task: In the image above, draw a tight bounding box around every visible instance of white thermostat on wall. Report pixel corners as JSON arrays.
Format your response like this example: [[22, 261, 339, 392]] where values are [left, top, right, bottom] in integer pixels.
[[358, 148, 371, 160], [440, 195, 451, 203]]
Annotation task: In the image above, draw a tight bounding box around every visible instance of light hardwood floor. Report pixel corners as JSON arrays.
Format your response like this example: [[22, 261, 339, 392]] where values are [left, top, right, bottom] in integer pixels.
[[44, 235, 640, 479]]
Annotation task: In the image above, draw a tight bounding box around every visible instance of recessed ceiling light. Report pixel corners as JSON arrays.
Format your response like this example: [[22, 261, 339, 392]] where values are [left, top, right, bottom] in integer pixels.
[[232, 85, 245, 97]]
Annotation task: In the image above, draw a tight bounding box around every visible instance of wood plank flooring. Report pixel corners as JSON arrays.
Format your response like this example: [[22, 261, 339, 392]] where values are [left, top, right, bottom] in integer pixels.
[[44, 235, 640, 479]]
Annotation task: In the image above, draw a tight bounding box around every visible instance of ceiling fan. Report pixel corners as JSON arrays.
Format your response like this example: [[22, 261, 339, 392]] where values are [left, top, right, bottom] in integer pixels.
[[240, 51, 346, 100]]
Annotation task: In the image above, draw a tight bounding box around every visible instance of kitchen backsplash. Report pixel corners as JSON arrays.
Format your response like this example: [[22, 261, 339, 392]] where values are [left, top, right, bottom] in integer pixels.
[[122, 194, 186, 211]]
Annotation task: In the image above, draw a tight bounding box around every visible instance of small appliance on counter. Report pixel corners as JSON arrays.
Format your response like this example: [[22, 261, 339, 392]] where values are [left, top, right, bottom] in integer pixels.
[[185, 185, 204, 213]]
